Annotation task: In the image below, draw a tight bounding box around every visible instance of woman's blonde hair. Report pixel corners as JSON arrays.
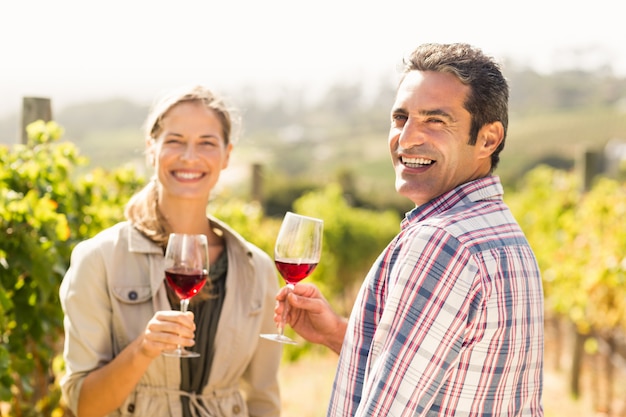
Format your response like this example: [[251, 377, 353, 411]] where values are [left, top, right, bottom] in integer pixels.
[[124, 85, 239, 247]]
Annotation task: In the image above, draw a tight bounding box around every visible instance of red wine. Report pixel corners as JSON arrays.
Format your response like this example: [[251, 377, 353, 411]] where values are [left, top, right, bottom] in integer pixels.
[[275, 260, 318, 285], [165, 268, 207, 300]]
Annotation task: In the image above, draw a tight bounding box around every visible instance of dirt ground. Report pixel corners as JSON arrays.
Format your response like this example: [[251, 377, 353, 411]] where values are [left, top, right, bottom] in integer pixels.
[[279, 349, 619, 417]]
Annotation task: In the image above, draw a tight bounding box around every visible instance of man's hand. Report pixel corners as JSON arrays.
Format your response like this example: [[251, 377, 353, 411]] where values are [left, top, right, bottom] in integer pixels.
[[275, 283, 347, 354]]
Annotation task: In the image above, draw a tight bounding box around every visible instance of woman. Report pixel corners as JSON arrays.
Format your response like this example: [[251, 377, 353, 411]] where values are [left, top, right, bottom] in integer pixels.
[[60, 85, 282, 417]]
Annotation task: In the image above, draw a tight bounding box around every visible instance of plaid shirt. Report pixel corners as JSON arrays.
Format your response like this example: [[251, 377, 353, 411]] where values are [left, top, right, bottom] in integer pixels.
[[328, 176, 544, 416]]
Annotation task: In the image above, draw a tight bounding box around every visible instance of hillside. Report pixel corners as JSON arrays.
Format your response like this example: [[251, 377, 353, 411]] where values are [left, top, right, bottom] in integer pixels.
[[2, 67, 625, 205]]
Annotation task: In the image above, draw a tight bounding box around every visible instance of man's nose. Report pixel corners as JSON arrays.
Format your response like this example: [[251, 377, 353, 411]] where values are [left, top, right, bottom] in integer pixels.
[[398, 120, 426, 148]]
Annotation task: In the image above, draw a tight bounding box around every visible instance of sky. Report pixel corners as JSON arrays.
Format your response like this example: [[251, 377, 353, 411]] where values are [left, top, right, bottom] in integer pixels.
[[1, 0, 624, 117]]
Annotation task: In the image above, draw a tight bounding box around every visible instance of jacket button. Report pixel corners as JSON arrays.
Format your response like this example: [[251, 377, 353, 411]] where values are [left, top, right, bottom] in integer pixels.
[[232, 405, 241, 414], [127, 403, 135, 413], [128, 290, 138, 300]]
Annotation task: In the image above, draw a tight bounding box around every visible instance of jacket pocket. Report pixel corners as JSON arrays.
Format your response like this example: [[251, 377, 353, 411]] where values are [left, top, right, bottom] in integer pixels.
[[110, 284, 154, 351], [111, 285, 152, 304]]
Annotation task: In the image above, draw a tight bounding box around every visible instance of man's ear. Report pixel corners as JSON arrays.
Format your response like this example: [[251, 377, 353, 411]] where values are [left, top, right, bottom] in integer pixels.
[[478, 121, 504, 157]]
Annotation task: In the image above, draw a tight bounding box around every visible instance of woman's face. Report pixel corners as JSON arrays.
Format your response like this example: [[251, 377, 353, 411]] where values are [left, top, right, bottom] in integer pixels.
[[148, 101, 232, 203]]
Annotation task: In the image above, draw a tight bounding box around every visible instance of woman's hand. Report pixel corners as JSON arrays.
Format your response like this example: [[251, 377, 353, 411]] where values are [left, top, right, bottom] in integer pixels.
[[139, 310, 196, 358]]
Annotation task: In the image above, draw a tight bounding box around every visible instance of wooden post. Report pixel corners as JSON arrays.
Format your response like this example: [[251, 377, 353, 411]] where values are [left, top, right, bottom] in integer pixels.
[[21, 97, 52, 144], [578, 148, 603, 192], [251, 163, 263, 204]]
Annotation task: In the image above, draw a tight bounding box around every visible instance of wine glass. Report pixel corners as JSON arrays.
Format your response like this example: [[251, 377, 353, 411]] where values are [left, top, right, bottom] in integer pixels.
[[260, 211, 323, 345], [162, 233, 209, 358]]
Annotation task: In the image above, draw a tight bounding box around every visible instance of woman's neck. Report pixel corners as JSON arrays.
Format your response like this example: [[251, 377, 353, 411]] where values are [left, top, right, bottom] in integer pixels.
[[159, 198, 212, 236]]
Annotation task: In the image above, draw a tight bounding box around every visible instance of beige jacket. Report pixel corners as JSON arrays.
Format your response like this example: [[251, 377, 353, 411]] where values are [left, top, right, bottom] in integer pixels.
[[60, 218, 282, 417]]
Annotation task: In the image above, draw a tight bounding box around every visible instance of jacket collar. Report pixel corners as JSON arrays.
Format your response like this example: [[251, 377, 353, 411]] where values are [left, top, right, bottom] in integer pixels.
[[125, 216, 253, 259]]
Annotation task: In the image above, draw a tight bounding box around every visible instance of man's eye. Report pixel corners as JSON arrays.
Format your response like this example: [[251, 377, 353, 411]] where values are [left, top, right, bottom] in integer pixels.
[[391, 114, 408, 125]]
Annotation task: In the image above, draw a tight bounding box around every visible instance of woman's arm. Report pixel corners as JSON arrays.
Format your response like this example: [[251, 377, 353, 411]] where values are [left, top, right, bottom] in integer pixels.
[[76, 311, 195, 417], [60, 239, 196, 417]]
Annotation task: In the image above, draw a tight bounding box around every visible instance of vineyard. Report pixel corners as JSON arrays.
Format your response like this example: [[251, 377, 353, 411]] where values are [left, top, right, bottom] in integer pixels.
[[507, 166, 626, 415], [1, 121, 626, 415]]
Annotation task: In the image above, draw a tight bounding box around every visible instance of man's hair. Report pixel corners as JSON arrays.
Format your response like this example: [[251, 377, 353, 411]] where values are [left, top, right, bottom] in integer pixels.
[[402, 43, 509, 171]]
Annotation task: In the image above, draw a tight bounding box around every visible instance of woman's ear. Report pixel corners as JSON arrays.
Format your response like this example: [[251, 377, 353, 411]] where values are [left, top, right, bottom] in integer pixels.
[[221, 142, 233, 170], [146, 138, 157, 167]]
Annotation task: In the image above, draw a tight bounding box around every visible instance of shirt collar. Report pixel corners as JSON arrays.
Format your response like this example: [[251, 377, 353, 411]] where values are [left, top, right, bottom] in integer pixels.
[[127, 225, 162, 254], [401, 175, 504, 229]]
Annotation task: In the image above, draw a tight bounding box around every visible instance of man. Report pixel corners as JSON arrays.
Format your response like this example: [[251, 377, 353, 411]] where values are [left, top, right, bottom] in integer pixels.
[[275, 43, 544, 416]]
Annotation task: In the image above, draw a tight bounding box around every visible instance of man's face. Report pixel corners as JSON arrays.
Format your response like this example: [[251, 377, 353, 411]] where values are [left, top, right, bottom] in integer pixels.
[[388, 70, 497, 206]]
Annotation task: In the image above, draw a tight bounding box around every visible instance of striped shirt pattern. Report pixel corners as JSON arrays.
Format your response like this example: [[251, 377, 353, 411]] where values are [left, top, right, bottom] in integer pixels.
[[328, 176, 544, 416]]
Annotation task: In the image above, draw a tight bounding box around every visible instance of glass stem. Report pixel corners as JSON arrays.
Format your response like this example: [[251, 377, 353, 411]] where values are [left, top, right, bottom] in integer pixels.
[[278, 284, 294, 337], [178, 298, 190, 351]]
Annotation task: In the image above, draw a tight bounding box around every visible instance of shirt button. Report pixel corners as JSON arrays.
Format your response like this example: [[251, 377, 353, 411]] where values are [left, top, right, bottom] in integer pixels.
[[127, 403, 135, 413], [232, 405, 241, 414], [128, 290, 138, 300]]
